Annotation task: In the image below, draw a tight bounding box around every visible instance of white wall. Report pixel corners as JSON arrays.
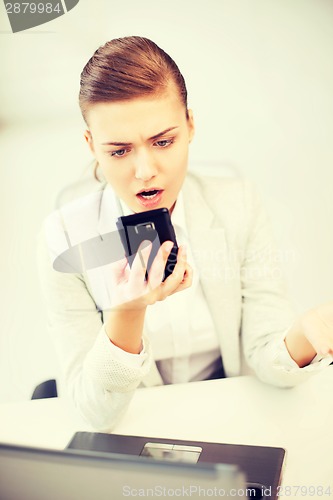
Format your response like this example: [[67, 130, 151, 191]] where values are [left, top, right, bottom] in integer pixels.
[[0, 0, 332, 402]]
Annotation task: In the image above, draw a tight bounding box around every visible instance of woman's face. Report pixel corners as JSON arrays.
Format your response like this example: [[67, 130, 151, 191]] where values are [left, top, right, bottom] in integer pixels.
[[84, 87, 194, 213]]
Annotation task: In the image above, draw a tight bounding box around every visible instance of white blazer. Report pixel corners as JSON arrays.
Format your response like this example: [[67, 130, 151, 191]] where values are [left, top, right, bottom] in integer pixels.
[[39, 172, 324, 431]]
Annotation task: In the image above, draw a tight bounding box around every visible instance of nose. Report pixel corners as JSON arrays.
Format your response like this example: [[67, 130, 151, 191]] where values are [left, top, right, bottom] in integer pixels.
[[134, 149, 158, 182]]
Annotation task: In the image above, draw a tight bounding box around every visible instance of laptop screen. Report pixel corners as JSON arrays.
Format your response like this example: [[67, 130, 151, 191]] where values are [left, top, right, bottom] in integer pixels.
[[0, 443, 246, 500]]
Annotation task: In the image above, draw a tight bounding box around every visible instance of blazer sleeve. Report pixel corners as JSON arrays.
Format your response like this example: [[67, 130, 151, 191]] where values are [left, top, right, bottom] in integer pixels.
[[37, 230, 153, 431], [240, 181, 332, 387]]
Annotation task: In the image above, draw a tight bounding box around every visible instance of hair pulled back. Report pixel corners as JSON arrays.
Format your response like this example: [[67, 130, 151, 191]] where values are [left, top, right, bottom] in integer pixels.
[[79, 36, 188, 123]]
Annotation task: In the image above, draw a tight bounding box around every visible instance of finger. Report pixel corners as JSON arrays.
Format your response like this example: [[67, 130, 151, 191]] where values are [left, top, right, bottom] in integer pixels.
[[128, 240, 152, 289], [322, 346, 333, 356], [109, 257, 128, 286], [179, 262, 194, 288], [158, 245, 188, 297], [312, 330, 333, 357], [169, 263, 193, 296], [314, 342, 333, 357], [147, 240, 174, 289]]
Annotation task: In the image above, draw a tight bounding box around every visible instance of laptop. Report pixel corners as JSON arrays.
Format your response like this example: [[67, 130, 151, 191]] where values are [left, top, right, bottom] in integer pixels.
[[67, 432, 286, 500], [0, 442, 245, 500]]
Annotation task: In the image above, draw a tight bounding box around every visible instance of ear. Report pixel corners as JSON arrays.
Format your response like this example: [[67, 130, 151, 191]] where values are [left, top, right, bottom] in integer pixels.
[[187, 109, 195, 143], [84, 130, 96, 155]]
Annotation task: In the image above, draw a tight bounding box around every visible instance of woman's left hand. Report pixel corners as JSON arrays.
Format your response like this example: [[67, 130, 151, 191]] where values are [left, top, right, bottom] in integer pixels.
[[300, 302, 333, 357], [285, 301, 333, 367]]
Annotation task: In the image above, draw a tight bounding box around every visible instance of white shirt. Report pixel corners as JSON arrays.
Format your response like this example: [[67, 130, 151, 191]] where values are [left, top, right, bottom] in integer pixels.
[[108, 192, 223, 384]]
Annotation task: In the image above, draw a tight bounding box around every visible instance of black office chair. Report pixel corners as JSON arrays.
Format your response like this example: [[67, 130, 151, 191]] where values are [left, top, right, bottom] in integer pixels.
[[31, 379, 58, 400]]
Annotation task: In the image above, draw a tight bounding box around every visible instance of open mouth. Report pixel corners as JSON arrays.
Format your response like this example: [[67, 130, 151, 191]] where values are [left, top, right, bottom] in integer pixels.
[[137, 189, 161, 199], [136, 188, 164, 207]]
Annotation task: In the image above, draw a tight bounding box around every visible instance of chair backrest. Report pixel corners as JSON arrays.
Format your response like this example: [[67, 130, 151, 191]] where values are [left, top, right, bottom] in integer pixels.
[[31, 379, 58, 400]]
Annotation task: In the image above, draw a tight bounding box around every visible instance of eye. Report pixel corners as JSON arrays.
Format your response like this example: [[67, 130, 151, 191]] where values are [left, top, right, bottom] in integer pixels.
[[154, 139, 174, 148], [110, 148, 129, 157]]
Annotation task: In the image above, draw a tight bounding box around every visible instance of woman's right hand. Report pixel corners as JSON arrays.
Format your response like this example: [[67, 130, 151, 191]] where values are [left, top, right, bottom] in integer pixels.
[[109, 240, 193, 311], [105, 241, 192, 353]]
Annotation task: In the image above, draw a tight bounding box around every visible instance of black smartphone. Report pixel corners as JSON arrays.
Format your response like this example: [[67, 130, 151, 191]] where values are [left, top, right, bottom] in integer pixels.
[[116, 208, 178, 281]]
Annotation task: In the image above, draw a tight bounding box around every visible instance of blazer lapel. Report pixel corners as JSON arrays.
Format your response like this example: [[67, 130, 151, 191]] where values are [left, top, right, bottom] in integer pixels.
[[183, 174, 241, 376]]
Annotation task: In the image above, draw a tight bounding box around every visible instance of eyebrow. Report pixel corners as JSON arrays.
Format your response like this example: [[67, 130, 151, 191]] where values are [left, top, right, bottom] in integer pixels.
[[100, 126, 180, 146]]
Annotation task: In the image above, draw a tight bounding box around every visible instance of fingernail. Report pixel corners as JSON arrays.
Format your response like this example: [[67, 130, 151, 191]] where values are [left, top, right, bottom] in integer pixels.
[[165, 241, 174, 252]]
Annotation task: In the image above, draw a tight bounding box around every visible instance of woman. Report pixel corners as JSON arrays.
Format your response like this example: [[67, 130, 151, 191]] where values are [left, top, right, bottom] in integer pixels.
[[39, 36, 333, 431]]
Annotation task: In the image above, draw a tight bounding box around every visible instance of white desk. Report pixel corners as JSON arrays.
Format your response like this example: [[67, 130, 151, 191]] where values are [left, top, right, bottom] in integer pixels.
[[1, 369, 333, 499]]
